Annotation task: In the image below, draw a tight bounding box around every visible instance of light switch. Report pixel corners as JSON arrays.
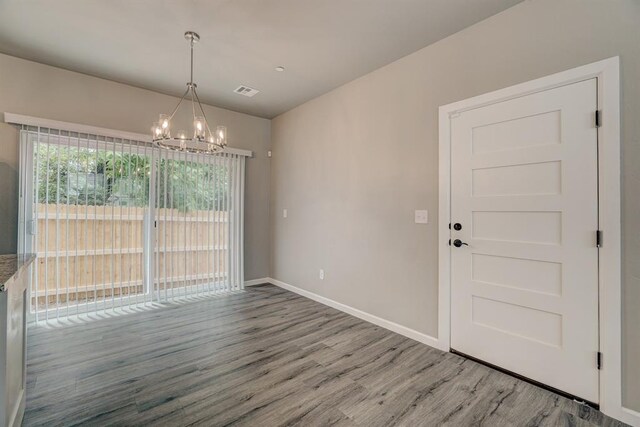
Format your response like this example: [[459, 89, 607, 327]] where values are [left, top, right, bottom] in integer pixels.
[[283, 209, 288, 218], [415, 210, 428, 224]]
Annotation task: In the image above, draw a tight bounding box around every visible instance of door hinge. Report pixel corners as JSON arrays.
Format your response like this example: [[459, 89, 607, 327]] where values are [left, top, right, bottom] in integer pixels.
[[595, 110, 602, 128], [597, 351, 603, 370], [596, 230, 603, 247], [154, 220, 157, 228]]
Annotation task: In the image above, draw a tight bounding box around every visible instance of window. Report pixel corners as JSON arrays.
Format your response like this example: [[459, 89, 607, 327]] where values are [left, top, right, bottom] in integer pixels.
[[18, 125, 246, 322]]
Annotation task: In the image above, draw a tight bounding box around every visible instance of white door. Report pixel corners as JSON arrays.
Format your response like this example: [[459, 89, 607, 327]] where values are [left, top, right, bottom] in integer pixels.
[[450, 79, 599, 403]]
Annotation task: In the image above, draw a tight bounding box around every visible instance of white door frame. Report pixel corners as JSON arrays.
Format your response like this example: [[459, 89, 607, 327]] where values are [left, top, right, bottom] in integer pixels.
[[438, 57, 635, 424]]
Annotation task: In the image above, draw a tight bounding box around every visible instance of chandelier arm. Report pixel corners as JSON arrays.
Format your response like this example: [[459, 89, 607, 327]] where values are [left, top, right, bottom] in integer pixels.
[[169, 86, 191, 121], [193, 87, 214, 136]]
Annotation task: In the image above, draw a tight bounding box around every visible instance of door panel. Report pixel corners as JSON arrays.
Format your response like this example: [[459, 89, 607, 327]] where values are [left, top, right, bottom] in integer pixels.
[[450, 79, 599, 403]]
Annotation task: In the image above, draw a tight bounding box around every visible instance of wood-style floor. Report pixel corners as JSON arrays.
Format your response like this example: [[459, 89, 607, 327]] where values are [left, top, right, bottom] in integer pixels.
[[24, 284, 626, 426]]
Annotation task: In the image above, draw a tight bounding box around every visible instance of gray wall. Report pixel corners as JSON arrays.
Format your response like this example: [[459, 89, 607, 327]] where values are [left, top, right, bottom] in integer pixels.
[[270, 0, 640, 410], [0, 53, 271, 281]]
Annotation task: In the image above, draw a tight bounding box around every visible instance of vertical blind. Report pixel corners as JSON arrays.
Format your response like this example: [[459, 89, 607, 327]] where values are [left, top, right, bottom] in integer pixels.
[[153, 144, 245, 301], [17, 123, 246, 322]]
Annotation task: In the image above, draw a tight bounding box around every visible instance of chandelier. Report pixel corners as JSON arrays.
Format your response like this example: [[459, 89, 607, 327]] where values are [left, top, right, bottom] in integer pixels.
[[151, 31, 227, 153]]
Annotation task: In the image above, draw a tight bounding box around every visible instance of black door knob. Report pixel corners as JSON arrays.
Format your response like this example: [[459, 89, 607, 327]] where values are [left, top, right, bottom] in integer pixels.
[[453, 239, 468, 248], [453, 223, 462, 231]]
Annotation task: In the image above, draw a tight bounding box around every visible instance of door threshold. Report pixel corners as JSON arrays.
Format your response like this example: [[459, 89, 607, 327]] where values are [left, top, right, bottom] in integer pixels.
[[450, 349, 599, 410]]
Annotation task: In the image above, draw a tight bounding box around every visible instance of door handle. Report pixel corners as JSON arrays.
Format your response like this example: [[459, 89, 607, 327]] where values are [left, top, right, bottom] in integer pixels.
[[453, 239, 468, 248]]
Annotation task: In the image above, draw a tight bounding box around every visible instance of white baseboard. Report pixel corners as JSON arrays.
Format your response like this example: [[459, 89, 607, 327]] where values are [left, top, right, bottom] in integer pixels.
[[264, 277, 445, 351], [244, 277, 271, 287], [617, 407, 640, 427]]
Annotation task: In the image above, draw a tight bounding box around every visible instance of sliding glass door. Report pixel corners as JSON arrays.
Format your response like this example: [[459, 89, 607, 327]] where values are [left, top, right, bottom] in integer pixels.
[[153, 148, 245, 302], [18, 125, 245, 322]]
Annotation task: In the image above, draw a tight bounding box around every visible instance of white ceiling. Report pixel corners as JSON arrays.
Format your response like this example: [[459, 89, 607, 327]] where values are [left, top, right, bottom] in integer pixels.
[[0, 0, 523, 118]]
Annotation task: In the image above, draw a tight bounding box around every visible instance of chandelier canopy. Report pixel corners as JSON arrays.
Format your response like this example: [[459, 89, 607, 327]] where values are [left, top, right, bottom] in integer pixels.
[[151, 31, 227, 154]]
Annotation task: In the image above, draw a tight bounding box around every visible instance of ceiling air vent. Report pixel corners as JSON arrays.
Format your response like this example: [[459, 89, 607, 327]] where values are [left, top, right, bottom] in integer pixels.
[[234, 85, 259, 97]]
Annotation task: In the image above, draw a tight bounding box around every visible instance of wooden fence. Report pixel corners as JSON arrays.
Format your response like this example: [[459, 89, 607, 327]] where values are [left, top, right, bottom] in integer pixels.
[[34, 204, 229, 308]]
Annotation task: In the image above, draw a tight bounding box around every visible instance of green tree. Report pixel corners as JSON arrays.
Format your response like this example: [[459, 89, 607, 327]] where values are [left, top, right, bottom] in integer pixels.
[[35, 144, 229, 212]]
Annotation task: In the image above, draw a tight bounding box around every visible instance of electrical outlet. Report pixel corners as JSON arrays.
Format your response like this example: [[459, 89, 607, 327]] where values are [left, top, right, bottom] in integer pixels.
[[283, 209, 288, 218], [319, 269, 324, 280]]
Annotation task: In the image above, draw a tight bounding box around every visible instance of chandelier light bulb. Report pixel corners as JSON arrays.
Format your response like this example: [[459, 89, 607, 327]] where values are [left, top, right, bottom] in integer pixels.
[[194, 116, 206, 139], [216, 125, 227, 145], [152, 122, 162, 137], [156, 114, 171, 139], [159, 114, 170, 129]]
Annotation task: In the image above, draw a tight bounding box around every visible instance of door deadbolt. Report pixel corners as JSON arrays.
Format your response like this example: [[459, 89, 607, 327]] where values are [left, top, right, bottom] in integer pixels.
[[453, 223, 462, 231]]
